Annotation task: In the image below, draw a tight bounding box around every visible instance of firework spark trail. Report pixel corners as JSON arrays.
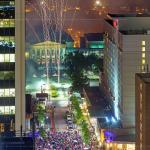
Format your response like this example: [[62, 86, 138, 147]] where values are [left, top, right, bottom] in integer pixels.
[[30, 0, 78, 84], [26, 18, 41, 43], [35, 0, 51, 89]]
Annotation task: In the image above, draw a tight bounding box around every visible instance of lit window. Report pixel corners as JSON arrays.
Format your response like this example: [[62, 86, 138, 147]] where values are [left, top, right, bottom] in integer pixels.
[[10, 106, 15, 114], [10, 1, 15, 5], [10, 54, 15, 62], [0, 54, 4, 62], [142, 59, 145, 65], [5, 54, 9, 62], [0, 107, 4, 114], [117, 144, 122, 149], [10, 89, 15, 97], [142, 41, 145, 46], [142, 47, 145, 51], [142, 65, 145, 72], [127, 144, 135, 149], [0, 89, 4, 97], [5, 89, 9, 96], [142, 53, 145, 58], [5, 106, 9, 114]]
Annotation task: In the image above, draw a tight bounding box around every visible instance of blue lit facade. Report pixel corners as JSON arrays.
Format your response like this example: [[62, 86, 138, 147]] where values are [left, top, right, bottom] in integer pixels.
[[104, 33, 121, 121], [104, 14, 150, 128]]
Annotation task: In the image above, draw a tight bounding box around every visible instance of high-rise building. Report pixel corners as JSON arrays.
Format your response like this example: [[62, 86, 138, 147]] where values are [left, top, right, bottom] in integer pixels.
[[103, 14, 150, 127], [0, 0, 25, 134], [135, 73, 150, 150]]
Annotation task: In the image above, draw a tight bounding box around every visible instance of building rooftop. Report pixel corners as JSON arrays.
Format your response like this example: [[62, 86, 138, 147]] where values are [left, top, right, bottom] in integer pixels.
[[119, 30, 150, 35], [108, 13, 150, 18], [84, 86, 108, 107], [83, 86, 112, 118], [105, 19, 150, 35], [136, 73, 150, 83], [84, 33, 103, 42]]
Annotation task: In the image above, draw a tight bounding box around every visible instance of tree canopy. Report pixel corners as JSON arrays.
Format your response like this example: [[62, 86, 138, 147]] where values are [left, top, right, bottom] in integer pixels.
[[65, 51, 103, 92]]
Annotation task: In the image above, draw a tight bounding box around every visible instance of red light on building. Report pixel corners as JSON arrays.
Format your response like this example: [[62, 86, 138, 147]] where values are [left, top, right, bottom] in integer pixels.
[[113, 19, 118, 29]]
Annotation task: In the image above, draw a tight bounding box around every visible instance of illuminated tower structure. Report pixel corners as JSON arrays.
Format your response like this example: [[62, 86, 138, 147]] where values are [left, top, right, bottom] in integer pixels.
[[103, 14, 150, 128], [0, 0, 25, 134]]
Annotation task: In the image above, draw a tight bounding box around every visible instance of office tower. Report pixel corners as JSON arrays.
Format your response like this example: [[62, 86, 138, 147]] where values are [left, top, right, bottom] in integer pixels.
[[135, 73, 150, 150], [103, 14, 150, 127], [0, 0, 25, 134]]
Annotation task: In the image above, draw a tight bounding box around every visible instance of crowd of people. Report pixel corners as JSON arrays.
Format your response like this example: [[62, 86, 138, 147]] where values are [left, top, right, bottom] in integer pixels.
[[36, 131, 84, 150]]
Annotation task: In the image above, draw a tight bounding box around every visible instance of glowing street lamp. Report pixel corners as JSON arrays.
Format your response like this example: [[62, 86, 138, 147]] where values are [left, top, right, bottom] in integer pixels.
[[95, 0, 101, 6]]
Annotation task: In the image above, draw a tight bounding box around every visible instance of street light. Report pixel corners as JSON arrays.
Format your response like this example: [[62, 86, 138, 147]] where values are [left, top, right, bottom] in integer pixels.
[[95, 0, 102, 6]]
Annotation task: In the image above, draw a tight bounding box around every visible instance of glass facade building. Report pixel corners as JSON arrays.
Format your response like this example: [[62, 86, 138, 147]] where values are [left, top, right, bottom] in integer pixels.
[[0, 0, 15, 132], [0, 0, 25, 134]]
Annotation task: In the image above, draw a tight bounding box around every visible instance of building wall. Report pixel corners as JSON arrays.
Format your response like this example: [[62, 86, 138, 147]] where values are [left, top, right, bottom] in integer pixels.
[[135, 74, 150, 150], [118, 17, 150, 31], [0, 0, 16, 132], [104, 18, 150, 128], [104, 20, 123, 121], [121, 35, 150, 127], [15, 0, 25, 133]]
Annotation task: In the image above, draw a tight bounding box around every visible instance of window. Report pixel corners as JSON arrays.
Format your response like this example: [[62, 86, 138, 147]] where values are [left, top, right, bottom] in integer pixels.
[[0, 19, 15, 28], [0, 54, 4, 62], [142, 47, 145, 52], [5, 54, 9, 62], [10, 106, 15, 114], [142, 59, 145, 65], [0, 36, 15, 43], [142, 41, 145, 46], [0, 54, 15, 62], [0, 88, 15, 97], [0, 71, 15, 80], [142, 65, 145, 72], [5, 89, 9, 97], [142, 53, 145, 58], [0, 106, 15, 115], [10, 54, 15, 62], [10, 89, 15, 97], [5, 106, 9, 114], [0, 107, 4, 114], [0, 89, 4, 97], [117, 144, 122, 149]]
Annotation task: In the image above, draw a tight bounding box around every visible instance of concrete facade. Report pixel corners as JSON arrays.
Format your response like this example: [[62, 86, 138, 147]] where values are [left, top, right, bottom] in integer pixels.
[[15, 0, 26, 133], [135, 73, 150, 150]]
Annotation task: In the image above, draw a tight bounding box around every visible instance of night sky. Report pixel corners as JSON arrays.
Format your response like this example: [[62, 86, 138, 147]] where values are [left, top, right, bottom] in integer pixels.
[[26, 0, 150, 36]]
